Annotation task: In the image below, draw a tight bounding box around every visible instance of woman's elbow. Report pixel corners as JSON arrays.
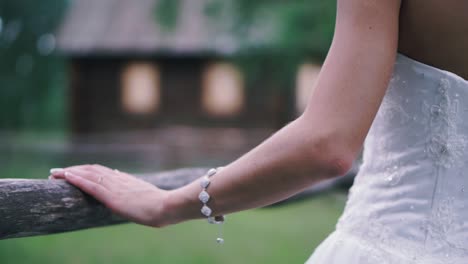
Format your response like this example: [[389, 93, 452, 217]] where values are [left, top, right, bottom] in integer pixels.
[[296, 117, 357, 178], [313, 138, 355, 178]]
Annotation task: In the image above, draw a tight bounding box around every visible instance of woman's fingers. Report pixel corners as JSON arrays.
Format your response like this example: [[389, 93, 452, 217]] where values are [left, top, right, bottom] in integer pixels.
[[88, 164, 117, 174], [47, 164, 169, 227], [70, 168, 103, 184], [50, 165, 88, 178], [50, 167, 94, 180], [87, 165, 128, 181], [49, 168, 66, 177], [64, 171, 114, 205], [50, 164, 118, 180], [49, 165, 129, 192], [61, 168, 117, 189]]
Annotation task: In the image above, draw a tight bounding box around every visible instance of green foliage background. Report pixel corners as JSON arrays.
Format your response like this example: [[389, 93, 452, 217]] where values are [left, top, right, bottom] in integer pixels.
[[157, 0, 336, 86], [0, 0, 67, 131], [157, 0, 336, 60], [0, 0, 336, 131]]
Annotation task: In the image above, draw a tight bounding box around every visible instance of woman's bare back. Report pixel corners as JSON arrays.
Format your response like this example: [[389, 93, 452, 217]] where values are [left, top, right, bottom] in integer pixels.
[[399, 0, 468, 79]]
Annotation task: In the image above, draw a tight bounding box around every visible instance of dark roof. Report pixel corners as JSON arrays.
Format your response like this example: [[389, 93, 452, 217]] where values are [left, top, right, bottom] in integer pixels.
[[56, 0, 274, 56]]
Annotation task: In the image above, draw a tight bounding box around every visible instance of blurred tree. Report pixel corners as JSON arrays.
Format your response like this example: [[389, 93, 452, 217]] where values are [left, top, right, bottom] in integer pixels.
[[156, 0, 336, 84], [0, 0, 67, 131], [216, 0, 334, 59], [156, 0, 336, 123], [0, 0, 336, 131]]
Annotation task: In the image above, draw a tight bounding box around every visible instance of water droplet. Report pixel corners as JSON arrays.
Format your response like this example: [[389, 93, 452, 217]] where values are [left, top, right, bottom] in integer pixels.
[[385, 169, 401, 186], [461, 186, 465, 193], [455, 93, 460, 98], [405, 98, 410, 103], [410, 205, 415, 210], [36, 33, 56, 56]]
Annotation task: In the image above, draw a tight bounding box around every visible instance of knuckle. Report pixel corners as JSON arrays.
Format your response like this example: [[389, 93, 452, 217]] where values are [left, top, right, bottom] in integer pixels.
[[91, 164, 106, 171]]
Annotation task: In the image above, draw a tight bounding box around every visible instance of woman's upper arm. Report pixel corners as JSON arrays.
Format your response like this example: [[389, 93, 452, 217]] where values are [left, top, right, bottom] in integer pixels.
[[301, 0, 402, 158]]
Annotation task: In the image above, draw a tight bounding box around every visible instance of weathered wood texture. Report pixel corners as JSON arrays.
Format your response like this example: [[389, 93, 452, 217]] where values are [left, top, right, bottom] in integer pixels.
[[0, 166, 357, 240], [0, 168, 208, 240]]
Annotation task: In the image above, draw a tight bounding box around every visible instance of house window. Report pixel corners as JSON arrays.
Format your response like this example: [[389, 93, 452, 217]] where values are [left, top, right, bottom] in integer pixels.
[[295, 63, 321, 114], [121, 62, 160, 114], [202, 62, 244, 117]]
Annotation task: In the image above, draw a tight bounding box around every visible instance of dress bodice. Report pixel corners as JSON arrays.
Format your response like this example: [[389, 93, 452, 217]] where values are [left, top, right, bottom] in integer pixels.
[[335, 53, 468, 263]]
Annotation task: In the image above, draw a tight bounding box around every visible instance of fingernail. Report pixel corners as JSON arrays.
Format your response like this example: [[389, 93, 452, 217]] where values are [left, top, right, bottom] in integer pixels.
[[50, 168, 64, 174], [64, 171, 75, 178]]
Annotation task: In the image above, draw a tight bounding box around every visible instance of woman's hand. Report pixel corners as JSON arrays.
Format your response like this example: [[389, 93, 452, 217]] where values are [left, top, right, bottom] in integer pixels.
[[49, 164, 170, 228]]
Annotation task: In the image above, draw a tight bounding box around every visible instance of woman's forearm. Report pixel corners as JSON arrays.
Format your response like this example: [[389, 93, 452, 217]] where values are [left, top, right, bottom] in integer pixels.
[[161, 115, 354, 226], [48, 0, 400, 232]]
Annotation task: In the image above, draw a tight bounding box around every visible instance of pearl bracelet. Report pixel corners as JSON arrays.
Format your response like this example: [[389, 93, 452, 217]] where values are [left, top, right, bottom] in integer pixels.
[[199, 167, 225, 244]]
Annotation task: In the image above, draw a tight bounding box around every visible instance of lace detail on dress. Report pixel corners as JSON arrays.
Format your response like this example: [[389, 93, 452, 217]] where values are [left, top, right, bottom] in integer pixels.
[[423, 78, 467, 169], [383, 163, 403, 186], [332, 54, 468, 264], [377, 75, 412, 125], [337, 211, 427, 264], [423, 196, 468, 254]]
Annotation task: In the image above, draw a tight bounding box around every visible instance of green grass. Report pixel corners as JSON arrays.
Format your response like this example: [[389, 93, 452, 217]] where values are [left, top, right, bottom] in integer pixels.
[[0, 192, 346, 264]]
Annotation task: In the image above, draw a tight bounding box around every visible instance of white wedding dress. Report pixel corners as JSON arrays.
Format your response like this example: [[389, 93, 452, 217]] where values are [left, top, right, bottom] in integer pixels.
[[305, 53, 468, 263]]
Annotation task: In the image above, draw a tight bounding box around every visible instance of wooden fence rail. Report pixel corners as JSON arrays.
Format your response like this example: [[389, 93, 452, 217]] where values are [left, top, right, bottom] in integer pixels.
[[0, 166, 357, 240]]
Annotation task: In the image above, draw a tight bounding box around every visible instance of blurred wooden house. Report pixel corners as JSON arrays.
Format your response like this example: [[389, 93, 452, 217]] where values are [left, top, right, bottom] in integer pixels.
[[55, 0, 305, 134]]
